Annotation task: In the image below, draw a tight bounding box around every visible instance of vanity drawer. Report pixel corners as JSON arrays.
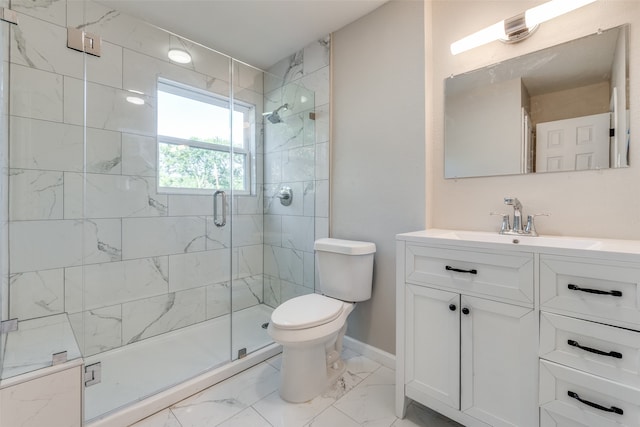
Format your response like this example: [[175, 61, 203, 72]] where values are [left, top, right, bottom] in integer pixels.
[[540, 255, 640, 329], [540, 360, 640, 427], [540, 312, 640, 387], [405, 244, 533, 304]]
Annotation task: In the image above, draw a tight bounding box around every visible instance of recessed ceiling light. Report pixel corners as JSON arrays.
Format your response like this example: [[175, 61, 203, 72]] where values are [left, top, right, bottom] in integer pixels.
[[168, 48, 192, 64], [126, 96, 145, 105]]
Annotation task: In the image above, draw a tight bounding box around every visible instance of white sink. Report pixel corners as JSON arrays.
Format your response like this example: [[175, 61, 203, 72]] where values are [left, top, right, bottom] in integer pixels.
[[433, 230, 603, 250]]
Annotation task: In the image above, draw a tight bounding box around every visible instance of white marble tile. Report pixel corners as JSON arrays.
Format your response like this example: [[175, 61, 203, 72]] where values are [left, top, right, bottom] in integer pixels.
[[303, 181, 316, 218], [11, 0, 67, 26], [232, 214, 263, 246], [86, 127, 122, 174], [65, 256, 168, 313], [264, 246, 303, 285], [343, 355, 382, 380], [236, 193, 263, 216], [10, 11, 82, 77], [235, 244, 264, 279], [265, 151, 283, 183], [252, 389, 335, 427], [206, 216, 232, 249], [315, 141, 329, 179], [232, 276, 263, 311], [122, 287, 206, 344], [9, 219, 84, 273], [168, 249, 231, 292], [122, 216, 207, 259], [122, 133, 157, 177], [82, 218, 123, 265], [133, 409, 183, 427], [264, 215, 282, 246], [304, 251, 315, 289], [64, 76, 156, 136], [9, 116, 83, 172], [263, 275, 281, 308], [280, 280, 313, 303], [64, 173, 167, 219], [303, 36, 331, 76], [206, 281, 230, 319], [333, 366, 397, 427], [283, 146, 315, 182], [69, 305, 123, 356], [264, 182, 304, 216], [218, 406, 271, 427], [306, 406, 361, 427], [170, 362, 280, 426], [234, 60, 264, 93], [267, 50, 304, 86], [10, 64, 63, 122], [168, 194, 213, 216], [9, 269, 64, 319], [315, 180, 329, 218], [86, 41, 124, 88], [300, 67, 330, 108], [282, 216, 314, 252], [0, 365, 82, 427], [315, 103, 330, 144], [9, 169, 64, 220]]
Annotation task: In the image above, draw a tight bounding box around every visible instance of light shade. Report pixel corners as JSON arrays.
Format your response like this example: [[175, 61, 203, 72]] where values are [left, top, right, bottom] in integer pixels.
[[450, 0, 598, 55], [168, 48, 192, 64]]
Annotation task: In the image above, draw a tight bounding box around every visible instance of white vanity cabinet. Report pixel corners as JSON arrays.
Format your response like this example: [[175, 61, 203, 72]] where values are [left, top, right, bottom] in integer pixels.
[[398, 239, 538, 427], [397, 230, 640, 427]]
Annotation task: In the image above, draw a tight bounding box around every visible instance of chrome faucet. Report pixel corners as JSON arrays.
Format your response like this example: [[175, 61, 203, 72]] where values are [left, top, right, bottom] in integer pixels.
[[503, 197, 524, 234]]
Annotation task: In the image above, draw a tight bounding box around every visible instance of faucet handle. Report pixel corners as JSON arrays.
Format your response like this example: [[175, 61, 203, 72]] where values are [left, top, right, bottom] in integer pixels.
[[490, 211, 511, 234], [525, 213, 549, 236]]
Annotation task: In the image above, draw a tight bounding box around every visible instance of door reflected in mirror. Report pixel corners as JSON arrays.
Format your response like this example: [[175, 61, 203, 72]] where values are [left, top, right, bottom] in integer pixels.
[[444, 24, 629, 179]]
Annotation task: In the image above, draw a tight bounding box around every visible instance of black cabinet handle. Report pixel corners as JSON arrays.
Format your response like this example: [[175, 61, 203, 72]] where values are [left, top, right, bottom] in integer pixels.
[[461, 307, 470, 315], [446, 265, 477, 275], [449, 304, 457, 311], [567, 391, 623, 415], [568, 284, 622, 297], [567, 340, 622, 359]]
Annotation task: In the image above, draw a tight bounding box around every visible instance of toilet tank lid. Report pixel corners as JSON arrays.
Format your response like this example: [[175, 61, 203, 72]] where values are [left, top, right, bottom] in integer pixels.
[[314, 238, 376, 255]]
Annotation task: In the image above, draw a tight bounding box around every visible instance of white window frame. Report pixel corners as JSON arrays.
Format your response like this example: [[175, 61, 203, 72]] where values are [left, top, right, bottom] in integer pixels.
[[156, 78, 255, 195]]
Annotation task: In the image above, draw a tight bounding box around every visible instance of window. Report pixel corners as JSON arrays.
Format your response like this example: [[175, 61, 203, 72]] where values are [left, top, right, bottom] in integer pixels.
[[157, 78, 255, 194]]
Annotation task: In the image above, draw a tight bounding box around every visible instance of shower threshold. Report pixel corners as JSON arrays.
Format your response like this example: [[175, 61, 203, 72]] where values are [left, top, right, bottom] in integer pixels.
[[84, 304, 274, 422]]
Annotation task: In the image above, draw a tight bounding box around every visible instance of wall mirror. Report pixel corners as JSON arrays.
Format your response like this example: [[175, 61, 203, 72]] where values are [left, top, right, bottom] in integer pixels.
[[444, 24, 629, 179]]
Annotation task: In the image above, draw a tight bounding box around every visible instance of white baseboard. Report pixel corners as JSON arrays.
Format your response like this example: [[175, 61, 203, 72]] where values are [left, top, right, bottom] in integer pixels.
[[343, 335, 395, 370]]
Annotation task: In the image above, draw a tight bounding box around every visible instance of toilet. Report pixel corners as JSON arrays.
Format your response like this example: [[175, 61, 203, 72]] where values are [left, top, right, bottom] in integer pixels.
[[267, 238, 376, 403]]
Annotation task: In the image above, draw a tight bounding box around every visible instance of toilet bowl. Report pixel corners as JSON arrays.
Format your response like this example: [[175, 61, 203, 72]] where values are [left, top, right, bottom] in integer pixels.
[[267, 238, 376, 403], [267, 293, 354, 402]]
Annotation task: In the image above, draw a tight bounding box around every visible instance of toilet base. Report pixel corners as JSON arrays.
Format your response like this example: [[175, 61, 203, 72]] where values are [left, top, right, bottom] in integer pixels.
[[278, 339, 347, 403]]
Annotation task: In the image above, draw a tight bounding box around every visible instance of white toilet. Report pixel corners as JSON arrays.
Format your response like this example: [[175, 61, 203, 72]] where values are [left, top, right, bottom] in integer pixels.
[[267, 238, 376, 403]]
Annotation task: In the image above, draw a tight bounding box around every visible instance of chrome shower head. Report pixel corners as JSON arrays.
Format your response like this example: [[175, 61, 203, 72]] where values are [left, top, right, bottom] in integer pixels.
[[265, 103, 289, 124]]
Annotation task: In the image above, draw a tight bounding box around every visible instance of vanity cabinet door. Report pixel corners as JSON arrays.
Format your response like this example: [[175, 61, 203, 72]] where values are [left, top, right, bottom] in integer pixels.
[[460, 295, 538, 427], [405, 284, 460, 409]]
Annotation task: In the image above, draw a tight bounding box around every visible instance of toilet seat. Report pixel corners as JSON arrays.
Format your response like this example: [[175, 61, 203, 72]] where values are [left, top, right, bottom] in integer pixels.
[[271, 294, 345, 330]]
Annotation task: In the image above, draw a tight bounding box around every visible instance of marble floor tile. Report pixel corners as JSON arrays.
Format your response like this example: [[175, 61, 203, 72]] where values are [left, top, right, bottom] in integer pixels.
[[129, 350, 462, 427]]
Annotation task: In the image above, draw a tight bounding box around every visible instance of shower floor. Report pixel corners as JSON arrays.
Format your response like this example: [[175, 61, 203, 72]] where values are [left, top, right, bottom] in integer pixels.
[[84, 304, 274, 422]]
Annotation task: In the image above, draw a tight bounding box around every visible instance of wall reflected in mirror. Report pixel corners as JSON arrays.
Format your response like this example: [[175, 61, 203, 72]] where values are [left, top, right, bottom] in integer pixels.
[[444, 24, 629, 179]]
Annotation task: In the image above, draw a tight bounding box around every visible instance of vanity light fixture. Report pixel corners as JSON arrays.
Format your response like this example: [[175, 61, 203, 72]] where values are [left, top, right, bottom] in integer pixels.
[[167, 48, 192, 64], [450, 0, 597, 55]]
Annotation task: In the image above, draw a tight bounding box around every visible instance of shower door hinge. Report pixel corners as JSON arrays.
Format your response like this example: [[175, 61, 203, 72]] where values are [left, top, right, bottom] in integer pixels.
[[238, 348, 247, 359], [0, 318, 18, 334], [67, 27, 102, 57], [84, 362, 102, 387], [0, 8, 18, 25]]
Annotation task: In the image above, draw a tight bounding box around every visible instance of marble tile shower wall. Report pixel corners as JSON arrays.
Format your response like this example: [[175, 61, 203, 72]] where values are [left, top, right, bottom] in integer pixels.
[[7, 0, 265, 356], [263, 37, 330, 307]]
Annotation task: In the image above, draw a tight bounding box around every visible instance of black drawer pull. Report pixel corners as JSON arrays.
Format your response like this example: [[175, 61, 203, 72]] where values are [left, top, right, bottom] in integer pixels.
[[568, 284, 622, 297], [446, 265, 477, 275], [567, 340, 622, 359], [567, 391, 623, 415]]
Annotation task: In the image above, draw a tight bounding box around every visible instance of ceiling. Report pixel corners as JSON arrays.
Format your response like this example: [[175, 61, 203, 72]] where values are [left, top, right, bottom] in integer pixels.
[[98, 0, 389, 70]]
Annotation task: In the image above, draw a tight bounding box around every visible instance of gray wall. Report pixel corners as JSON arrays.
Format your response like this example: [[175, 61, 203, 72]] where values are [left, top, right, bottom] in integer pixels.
[[332, 0, 425, 354]]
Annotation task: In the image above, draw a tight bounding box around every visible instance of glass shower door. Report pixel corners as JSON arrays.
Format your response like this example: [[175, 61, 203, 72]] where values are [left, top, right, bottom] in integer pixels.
[[75, 1, 236, 420]]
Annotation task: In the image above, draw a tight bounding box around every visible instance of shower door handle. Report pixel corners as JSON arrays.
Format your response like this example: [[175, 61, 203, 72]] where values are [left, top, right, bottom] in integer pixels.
[[213, 190, 227, 227]]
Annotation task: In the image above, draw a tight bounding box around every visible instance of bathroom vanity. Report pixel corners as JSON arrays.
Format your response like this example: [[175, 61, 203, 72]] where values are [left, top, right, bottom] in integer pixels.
[[396, 229, 640, 427]]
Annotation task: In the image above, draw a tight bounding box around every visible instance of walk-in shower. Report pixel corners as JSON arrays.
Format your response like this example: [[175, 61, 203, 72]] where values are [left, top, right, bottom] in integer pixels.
[[0, 0, 328, 424]]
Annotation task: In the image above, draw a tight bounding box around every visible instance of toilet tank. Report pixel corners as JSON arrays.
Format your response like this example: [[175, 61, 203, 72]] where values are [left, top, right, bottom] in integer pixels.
[[314, 238, 376, 302]]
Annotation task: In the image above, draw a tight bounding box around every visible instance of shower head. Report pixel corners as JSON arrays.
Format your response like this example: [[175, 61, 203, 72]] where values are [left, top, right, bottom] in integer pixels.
[[265, 103, 289, 124]]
